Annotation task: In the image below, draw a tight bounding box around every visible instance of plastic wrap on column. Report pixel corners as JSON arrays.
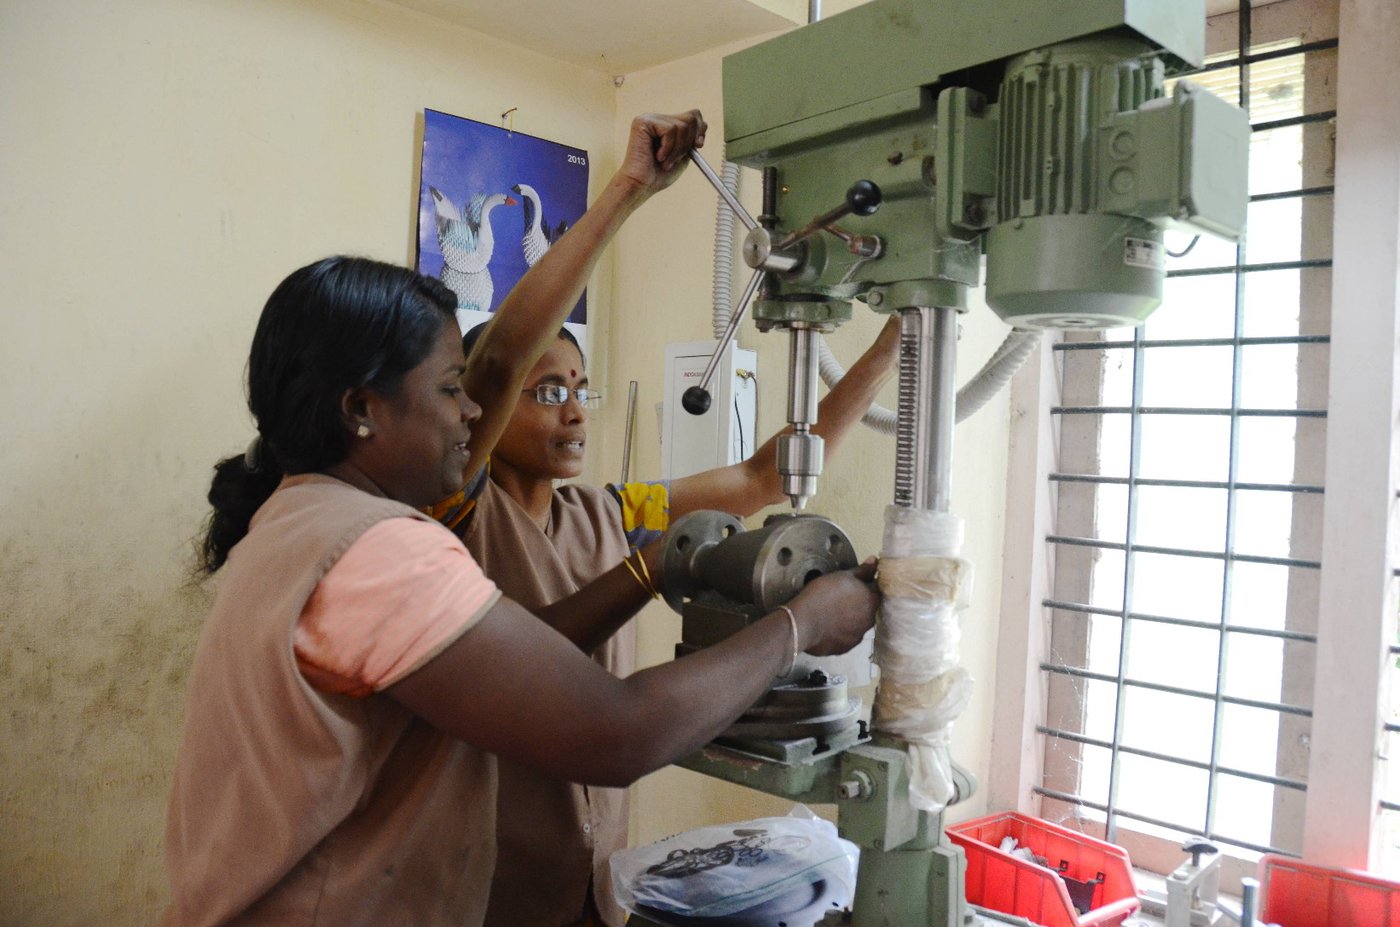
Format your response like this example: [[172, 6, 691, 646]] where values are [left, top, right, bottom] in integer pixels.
[[872, 505, 974, 813]]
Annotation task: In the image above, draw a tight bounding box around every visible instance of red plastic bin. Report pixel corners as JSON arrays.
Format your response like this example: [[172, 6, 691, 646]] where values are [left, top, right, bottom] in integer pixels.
[[946, 812, 1140, 927], [1258, 854, 1400, 927]]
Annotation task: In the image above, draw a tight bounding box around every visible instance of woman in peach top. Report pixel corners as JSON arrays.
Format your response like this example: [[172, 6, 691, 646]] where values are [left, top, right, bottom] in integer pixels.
[[160, 249, 879, 927]]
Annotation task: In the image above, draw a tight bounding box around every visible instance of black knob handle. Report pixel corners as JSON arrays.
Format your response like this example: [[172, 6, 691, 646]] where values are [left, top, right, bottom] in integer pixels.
[[1182, 839, 1218, 867], [682, 386, 712, 415], [846, 180, 882, 216]]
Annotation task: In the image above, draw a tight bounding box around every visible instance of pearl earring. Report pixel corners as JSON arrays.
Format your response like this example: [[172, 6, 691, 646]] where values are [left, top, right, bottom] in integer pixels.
[[356, 424, 371, 438]]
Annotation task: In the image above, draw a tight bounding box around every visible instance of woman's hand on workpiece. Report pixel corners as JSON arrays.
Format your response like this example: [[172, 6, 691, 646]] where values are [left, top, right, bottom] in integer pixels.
[[616, 110, 707, 195], [786, 560, 880, 656]]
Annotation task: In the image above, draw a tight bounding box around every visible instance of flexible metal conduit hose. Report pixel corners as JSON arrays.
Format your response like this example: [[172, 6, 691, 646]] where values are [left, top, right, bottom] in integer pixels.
[[819, 327, 1042, 434], [710, 158, 742, 340]]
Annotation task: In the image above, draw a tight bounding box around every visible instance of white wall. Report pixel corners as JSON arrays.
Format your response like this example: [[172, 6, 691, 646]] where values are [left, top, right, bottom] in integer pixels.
[[0, 2, 616, 923], [0, 0, 1013, 922]]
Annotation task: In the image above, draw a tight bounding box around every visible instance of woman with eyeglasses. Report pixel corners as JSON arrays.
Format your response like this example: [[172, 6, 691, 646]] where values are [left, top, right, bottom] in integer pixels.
[[160, 110, 877, 927], [436, 113, 901, 927], [161, 248, 880, 925]]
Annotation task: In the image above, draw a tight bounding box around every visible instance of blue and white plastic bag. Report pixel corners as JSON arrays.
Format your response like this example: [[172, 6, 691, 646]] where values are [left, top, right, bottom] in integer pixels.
[[610, 806, 858, 921]]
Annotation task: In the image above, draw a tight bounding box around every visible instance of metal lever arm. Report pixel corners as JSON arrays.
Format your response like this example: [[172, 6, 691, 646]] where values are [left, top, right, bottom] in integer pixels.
[[681, 150, 767, 415], [773, 180, 882, 251], [681, 268, 765, 415], [687, 149, 759, 232]]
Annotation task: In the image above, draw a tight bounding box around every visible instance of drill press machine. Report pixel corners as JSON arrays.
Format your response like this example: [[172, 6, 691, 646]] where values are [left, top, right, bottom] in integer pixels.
[[635, 1, 1248, 924]]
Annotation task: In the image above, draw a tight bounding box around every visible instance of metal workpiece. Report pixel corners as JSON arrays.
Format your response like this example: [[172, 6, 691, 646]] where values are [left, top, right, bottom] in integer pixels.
[[893, 306, 958, 512], [660, 510, 871, 761], [661, 510, 857, 615], [659, 509, 745, 615], [722, 669, 862, 740], [676, 741, 843, 802]]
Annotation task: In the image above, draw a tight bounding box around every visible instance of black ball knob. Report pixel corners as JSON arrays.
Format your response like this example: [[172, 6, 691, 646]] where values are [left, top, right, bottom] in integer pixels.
[[846, 180, 882, 216], [682, 386, 712, 415]]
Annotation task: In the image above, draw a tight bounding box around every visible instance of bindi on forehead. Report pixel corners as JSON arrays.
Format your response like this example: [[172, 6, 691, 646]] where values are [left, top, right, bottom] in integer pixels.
[[570, 368, 578, 378]]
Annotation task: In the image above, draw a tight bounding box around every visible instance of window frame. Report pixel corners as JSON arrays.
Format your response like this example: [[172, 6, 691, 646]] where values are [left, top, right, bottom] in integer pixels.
[[990, 0, 1400, 881]]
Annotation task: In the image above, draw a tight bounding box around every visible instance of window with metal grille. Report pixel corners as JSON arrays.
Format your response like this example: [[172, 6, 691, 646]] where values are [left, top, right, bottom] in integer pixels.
[[1035, 0, 1338, 880], [1384, 574, 1400, 871]]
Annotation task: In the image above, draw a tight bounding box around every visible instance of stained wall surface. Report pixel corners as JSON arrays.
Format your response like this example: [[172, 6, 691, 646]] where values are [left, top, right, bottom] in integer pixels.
[[0, 0, 1010, 923], [0, 2, 615, 922]]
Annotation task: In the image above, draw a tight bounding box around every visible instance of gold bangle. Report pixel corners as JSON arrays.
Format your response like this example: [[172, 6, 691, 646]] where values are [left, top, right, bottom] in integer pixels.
[[623, 550, 660, 600], [774, 605, 800, 678], [633, 549, 660, 599], [622, 555, 650, 597]]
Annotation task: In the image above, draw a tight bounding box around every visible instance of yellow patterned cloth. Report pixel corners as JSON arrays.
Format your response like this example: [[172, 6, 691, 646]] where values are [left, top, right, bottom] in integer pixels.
[[606, 480, 671, 550], [423, 465, 489, 531], [425, 465, 669, 553]]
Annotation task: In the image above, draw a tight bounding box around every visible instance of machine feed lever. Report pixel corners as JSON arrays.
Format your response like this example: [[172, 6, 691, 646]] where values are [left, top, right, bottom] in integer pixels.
[[681, 268, 765, 415], [686, 149, 759, 232], [772, 179, 882, 252]]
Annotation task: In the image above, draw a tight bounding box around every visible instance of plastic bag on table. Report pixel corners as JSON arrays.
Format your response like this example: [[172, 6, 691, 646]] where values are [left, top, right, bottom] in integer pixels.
[[610, 805, 858, 922]]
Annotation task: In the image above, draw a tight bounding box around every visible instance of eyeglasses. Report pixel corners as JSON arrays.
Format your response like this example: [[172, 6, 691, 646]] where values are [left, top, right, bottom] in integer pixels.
[[525, 384, 601, 409]]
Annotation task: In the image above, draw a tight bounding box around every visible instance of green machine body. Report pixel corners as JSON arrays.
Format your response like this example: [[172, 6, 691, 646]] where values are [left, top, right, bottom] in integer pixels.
[[721, 0, 1249, 329]]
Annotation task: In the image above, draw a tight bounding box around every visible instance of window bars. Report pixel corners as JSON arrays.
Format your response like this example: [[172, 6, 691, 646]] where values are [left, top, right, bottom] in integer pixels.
[[1036, 1, 1338, 866]]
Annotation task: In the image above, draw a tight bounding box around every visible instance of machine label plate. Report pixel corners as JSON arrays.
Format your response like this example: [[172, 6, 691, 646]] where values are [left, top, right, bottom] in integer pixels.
[[1123, 237, 1166, 271]]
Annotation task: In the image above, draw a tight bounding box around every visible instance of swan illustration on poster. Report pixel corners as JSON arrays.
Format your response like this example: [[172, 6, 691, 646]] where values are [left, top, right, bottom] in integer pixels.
[[416, 109, 590, 339]]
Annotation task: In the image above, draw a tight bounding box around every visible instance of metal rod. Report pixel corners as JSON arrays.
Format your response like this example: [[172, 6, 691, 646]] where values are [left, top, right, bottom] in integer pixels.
[[689, 268, 764, 397], [1194, 36, 1338, 74], [1208, 35, 1255, 843], [1042, 598, 1320, 643], [1034, 786, 1299, 858], [773, 203, 856, 252], [1250, 184, 1335, 202], [1046, 534, 1321, 569], [1252, 110, 1335, 132], [1048, 472, 1324, 494], [1168, 258, 1332, 278], [891, 307, 958, 511], [1054, 334, 1330, 350], [1240, 877, 1259, 927], [687, 149, 758, 231], [620, 380, 638, 483], [787, 326, 820, 427], [892, 309, 929, 508], [1037, 727, 1309, 790], [1103, 319, 1147, 844], [1040, 663, 1313, 717], [926, 307, 958, 512], [779, 326, 825, 509], [1051, 406, 1326, 418]]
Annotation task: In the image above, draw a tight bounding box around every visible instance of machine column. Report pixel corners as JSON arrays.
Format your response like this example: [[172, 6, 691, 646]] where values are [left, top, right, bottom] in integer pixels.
[[894, 306, 958, 513]]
